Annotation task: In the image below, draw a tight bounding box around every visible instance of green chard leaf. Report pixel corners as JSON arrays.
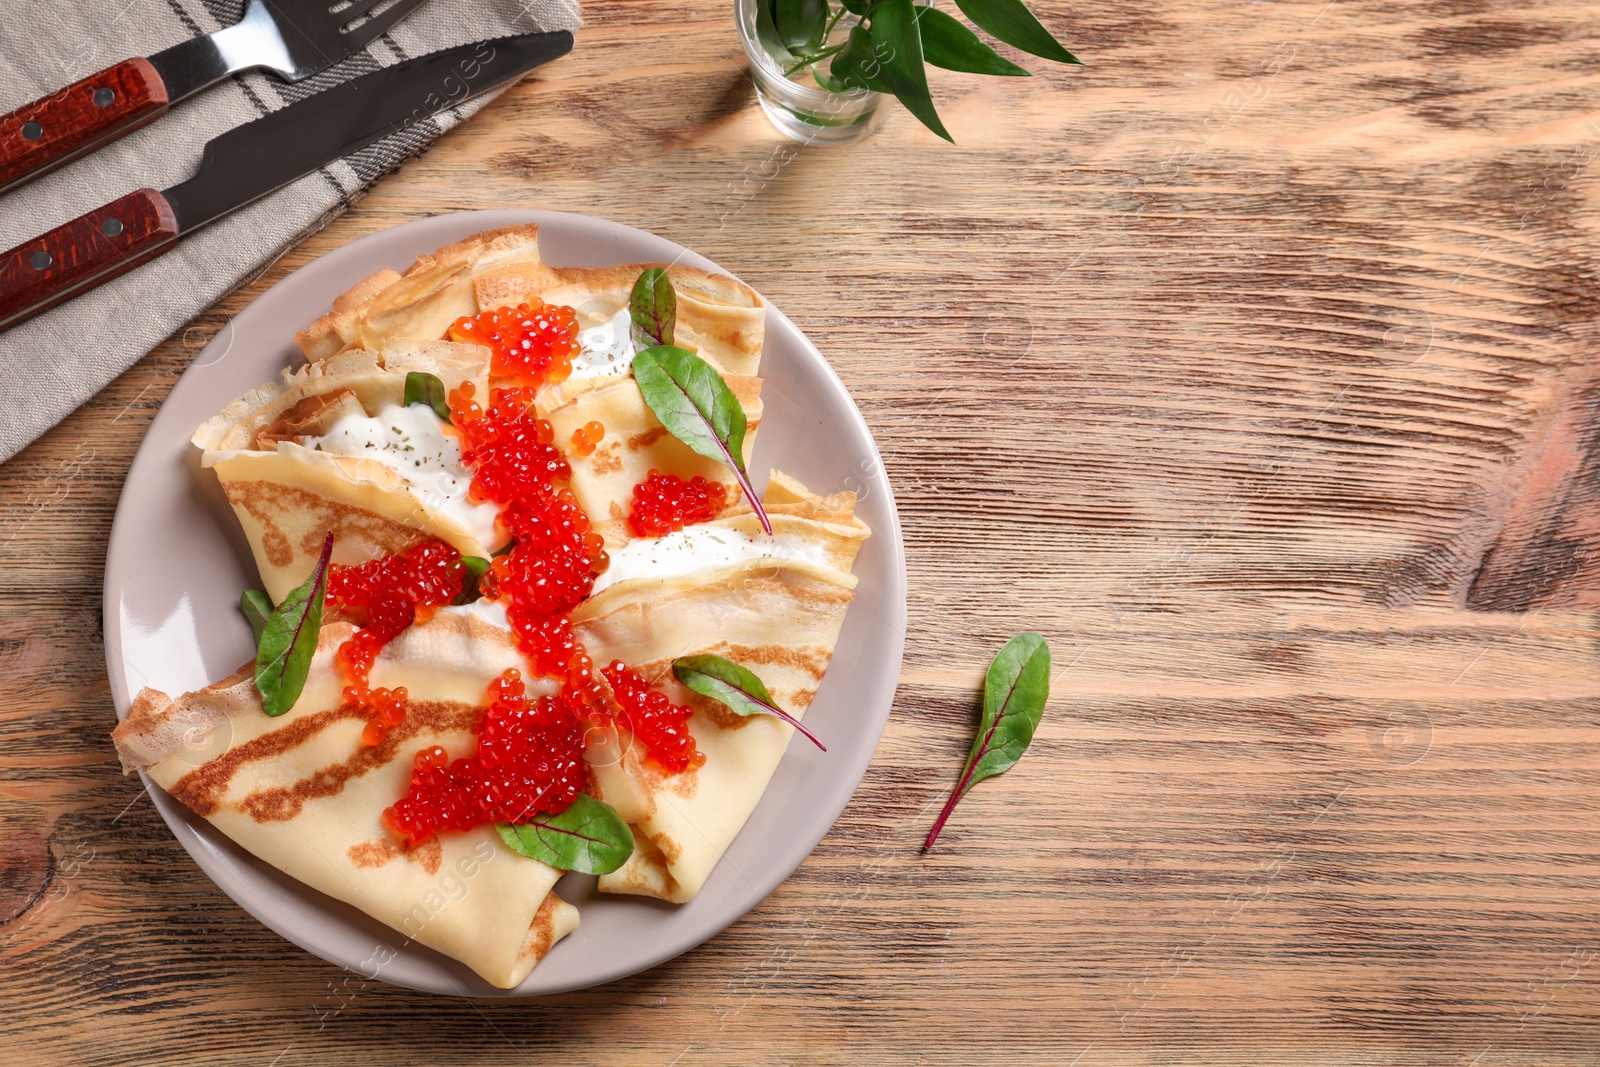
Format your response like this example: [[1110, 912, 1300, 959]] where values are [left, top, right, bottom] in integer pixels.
[[923, 632, 1051, 851], [254, 533, 334, 718], [917, 6, 1030, 75], [496, 794, 635, 875], [453, 556, 490, 606], [629, 267, 677, 350], [630, 345, 772, 534], [773, 0, 829, 52], [673, 654, 826, 751], [240, 589, 273, 643], [954, 0, 1080, 65], [403, 371, 452, 423], [870, 0, 953, 142]]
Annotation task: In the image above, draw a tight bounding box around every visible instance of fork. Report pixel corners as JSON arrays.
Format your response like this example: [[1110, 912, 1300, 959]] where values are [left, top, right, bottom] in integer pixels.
[[0, 0, 433, 196]]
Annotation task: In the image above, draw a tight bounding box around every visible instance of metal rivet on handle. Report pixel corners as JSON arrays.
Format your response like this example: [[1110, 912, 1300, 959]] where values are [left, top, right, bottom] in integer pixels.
[[93, 88, 115, 107], [21, 121, 42, 141], [102, 218, 124, 237], [30, 251, 51, 270]]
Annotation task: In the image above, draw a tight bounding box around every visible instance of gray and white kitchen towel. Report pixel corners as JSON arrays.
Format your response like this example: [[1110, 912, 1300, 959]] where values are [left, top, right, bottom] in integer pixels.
[[0, 0, 582, 462]]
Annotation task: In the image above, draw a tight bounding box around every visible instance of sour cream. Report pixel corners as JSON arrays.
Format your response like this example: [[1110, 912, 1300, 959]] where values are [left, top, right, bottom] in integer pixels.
[[438, 598, 511, 629], [569, 307, 637, 380], [590, 525, 829, 596], [303, 402, 501, 549]]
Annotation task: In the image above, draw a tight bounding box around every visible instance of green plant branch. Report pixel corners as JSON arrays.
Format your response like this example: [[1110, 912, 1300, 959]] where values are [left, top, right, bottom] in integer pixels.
[[783, 39, 849, 77]]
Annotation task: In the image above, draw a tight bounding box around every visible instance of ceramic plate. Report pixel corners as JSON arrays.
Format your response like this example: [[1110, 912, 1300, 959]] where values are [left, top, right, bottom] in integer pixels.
[[103, 210, 907, 995]]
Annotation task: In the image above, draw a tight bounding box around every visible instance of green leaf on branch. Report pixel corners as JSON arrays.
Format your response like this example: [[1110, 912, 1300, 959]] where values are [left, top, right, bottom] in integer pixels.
[[254, 533, 333, 718], [830, 24, 891, 92], [403, 371, 452, 424], [870, 0, 953, 141], [496, 794, 635, 875], [773, 0, 830, 51], [917, 6, 1030, 75], [923, 632, 1051, 851], [954, 0, 1080, 64], [755, 0, 798, 63], [673, 653, 826, 751], [631, 345, 772, 534]]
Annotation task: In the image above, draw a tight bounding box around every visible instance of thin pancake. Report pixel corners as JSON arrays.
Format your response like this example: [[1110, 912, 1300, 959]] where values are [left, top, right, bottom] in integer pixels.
[[571, 474, 869, 902], [111, 611, 577, 990]]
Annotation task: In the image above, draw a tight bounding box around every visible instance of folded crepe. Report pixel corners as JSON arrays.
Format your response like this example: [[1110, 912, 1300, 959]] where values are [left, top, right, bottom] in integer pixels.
[[111, 610, 579, 990], [193, 341, 503, 603], [572, 472, 871, 903], [206, 228, 770, 592], [540, 373, 763, 548]]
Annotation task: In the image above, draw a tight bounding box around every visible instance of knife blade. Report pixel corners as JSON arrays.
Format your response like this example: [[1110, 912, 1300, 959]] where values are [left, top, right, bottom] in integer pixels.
[[0, 30, 573, 332]]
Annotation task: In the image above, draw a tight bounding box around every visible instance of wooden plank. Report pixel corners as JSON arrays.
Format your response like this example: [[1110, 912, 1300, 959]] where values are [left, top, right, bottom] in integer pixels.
[[5, 0, 1600, 1063]]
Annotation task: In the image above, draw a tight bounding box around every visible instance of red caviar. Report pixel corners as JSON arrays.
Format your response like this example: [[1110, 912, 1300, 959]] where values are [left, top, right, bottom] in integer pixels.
[[603, 661, 704, 772], [384, 669, 590, 844], [570, 420, 605, 457], [628, 471, 729, 539], [449, 300, 578, 385], [327, 541, 465, 744]]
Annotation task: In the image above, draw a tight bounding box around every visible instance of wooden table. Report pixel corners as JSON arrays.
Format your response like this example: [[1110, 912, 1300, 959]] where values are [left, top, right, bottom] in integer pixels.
[[7, 1, 1600, 1062]]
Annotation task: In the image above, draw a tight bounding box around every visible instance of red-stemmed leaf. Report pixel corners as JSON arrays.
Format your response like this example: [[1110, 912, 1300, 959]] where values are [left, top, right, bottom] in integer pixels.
[[923, 632, 1051, 850], [253, 533, 333, 718], [673, 653, 826, 751]]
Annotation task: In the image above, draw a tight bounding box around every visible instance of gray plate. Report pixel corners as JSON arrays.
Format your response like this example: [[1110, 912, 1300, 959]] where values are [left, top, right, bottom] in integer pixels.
[[103, 210, 908, 995]]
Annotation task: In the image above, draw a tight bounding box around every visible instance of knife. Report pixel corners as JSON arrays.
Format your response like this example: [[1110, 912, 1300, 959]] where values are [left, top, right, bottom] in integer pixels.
[[0, 30, 573, 333], [0, 0, 436, 196]]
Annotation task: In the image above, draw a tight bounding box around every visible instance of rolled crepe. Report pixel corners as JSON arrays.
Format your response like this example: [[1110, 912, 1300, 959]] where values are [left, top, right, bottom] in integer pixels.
[[571, 473, 870, 903], [194, 341, 503, 603], [111, 611, 578, 990]]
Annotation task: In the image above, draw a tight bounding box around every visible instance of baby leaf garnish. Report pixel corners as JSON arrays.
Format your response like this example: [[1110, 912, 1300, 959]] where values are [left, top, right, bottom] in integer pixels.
[[629, 267, 677, 349], [254, 533, 333, 718], [923, 632, 1051, 852], [631, 345, 772, 534], [673, 654, 826, 751], [454, 556, 490, 605], [240, 589, 273, 642], [496, 794, 634, 874], [403, 371, 452, 423]]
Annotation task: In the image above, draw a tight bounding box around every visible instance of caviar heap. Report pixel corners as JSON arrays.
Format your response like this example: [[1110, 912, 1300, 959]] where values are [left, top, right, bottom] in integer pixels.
[[381, 302, 714, 843], [628, 470, 729, 539], [603, 661, 703, 773], [326, 540, 466, 746], [384, 668, 589, 844], [448, 299, 579, 385]]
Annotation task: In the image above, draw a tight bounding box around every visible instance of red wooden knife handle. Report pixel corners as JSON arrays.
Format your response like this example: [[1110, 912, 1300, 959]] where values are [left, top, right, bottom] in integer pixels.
[[0, 189, 180, 331], [0, 58, 171, 195]]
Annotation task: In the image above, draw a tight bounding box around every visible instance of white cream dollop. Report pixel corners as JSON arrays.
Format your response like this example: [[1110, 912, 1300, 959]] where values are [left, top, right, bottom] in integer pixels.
[[589, 525, 829, 596], [302, 402, 501, 550], [437, 598, 511, 629], [569, 307, 637, 380]]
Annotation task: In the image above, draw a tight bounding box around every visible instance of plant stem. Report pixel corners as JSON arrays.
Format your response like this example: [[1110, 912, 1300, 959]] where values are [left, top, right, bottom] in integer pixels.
[[783, 40, 849, 78]]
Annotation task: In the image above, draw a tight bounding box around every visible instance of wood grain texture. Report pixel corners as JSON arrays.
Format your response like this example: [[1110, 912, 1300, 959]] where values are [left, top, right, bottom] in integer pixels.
[[0, 57, 170, 195], [5, 1, 1600, 1063]]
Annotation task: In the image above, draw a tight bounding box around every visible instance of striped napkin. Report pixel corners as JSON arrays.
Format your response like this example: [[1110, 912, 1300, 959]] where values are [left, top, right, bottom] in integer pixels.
[[0, 0, 582, 463]]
